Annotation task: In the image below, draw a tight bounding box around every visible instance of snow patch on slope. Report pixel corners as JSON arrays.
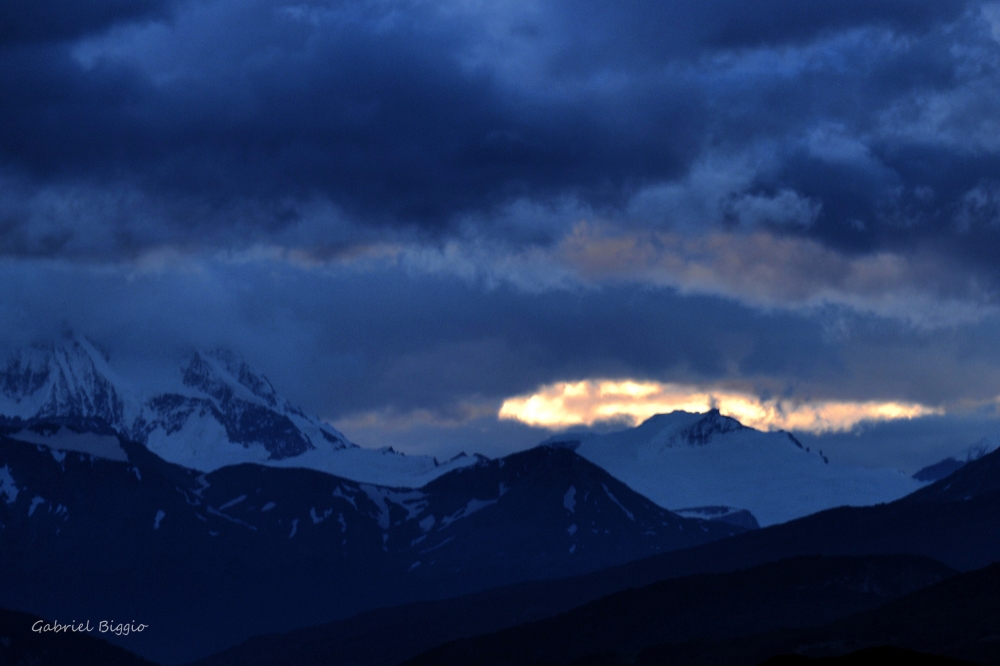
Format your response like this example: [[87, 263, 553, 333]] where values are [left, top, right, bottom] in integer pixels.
[[267, 446, 477, 487], [563, 486, 576, 513], [440, 498, 497, 528], [601, 483, 634, 521], [9, 427, 127, 462]]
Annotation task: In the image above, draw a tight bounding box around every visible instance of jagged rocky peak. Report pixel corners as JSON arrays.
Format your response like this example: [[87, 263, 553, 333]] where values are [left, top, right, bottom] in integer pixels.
[[670, 408, 746, 446], [2, 345, 52, 399], [182, 349, 291, 413], [3, 337, 90, 400], [142, 348, 351, 461], [0, 336, 129, 426], [0, 336, 341, 461], [0, 337, 484, 485], [537, 409, 753, 454], [571, 407, 920, 526]]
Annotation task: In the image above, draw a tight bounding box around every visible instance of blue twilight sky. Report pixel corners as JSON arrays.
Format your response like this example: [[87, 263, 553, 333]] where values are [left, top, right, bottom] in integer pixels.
[[4, 0, 1000, 468]]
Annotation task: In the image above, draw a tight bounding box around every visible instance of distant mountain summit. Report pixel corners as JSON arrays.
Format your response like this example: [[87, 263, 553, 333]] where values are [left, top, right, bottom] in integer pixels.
[[912, 435, 1000, 482], [545, 410, 925, 526], [1, 337, 128, 426], [668, 409, 747, 445], [0, 337, 472, 486]]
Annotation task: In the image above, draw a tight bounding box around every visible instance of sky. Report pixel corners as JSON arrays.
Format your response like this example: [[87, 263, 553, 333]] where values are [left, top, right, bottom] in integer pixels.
[[4, 0, 1000, 468]]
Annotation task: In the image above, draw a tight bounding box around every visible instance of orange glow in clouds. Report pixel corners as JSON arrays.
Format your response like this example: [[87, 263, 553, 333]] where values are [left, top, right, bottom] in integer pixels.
[[498, 380, 941, 433]]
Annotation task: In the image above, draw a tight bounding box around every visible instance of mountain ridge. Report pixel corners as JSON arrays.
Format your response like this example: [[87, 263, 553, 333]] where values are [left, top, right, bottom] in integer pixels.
[[546, 409, 925, 525], [221, 442, 1000, 666], [0, 432, 743, 663], [0, 337, 473, 487], [191, 554, 955, 666], [402, 554, 958, 666]]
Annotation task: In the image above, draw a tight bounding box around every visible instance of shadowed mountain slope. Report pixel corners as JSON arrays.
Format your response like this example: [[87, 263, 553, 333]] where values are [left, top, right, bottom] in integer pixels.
[[196, 444, 1000, 666], [0, 433, 739, 664], [401, 554, 955, 666], [632, 558, 1000, 666], [0, 608, 157, 666], [760, 646, 978, 665]]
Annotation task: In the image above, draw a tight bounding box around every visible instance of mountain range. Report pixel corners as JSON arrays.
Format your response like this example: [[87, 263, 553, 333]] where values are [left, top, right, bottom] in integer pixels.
[[0, 427, 741, 663], [548, 411, 926, 525], [0, 337, 474, 487], [1, 337, 960, 528], [198, 440, 1000, 666], [402, 554, 957, 666], [633, 557, 1000, 666], [4, 337, 1000, 665], [193, 554, 955, 666]]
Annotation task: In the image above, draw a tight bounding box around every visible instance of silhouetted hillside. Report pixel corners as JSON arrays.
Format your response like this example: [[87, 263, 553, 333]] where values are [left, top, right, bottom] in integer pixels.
[[402, 555, 955, 666], [634, 559, 1000, 666], [0, 607, 157, 666]]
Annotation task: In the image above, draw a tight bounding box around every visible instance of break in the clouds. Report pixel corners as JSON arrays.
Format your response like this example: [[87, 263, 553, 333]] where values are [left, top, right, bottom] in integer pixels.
[[4, 254, 1000, 461], [497, 379, 942, 434], [4, 0, 1000, 463]]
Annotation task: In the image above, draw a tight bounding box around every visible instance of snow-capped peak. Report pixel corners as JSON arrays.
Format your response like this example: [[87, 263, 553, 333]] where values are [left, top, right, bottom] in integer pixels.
[[0, 337, 474, 487], [0, 336, 137, 427], [547, 410, 755, 455], [559, 409, 923, 526], [182, 350, 293, 414], [669, 409, 747, 446]]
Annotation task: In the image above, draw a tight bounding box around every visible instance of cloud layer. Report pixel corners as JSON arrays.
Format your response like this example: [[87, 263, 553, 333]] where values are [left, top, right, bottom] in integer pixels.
[[4, 0, 1000, 462], [1, 3, 998, 263]]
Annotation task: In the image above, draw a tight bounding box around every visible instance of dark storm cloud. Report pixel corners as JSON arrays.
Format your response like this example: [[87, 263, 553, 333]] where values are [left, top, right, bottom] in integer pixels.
[[0, 0, 703, 234], [700, 0, 970, 48], [543, 0, 970, 67], [0, 258, 833, 416], [5, 0, 1000, 465], [1, 0, 178, 44], [6, 255, 1000, 461], [10, 256, 1000, 420], [0, 0, 995, 267]]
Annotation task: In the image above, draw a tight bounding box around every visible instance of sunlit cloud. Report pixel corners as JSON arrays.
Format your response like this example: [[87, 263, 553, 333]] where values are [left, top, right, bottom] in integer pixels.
[[498, 380, 942, 433], [297, 214, 996, 329], [555, 223, 996, 327]]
